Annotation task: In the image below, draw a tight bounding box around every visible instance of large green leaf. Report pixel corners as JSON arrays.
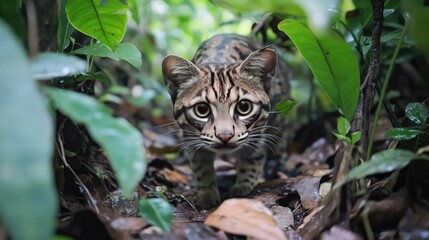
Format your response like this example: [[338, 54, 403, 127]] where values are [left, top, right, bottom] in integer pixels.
[[65, 0, 128, 50], [138, 198, 173, 233], [279, 20, 360, 120], [212, 0, 340, 33], [73, 43, 142, 69], [335, 149, 416, 188], [31, 52, 86, 80], [44, 88, 146, 197], [0, 19, 57, 240]]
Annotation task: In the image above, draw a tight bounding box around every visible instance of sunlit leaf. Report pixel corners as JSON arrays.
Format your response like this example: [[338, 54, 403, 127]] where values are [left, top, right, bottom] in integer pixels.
[[332, 132, 350, 143], [279, 20, 360, 120], [275, 99, 297, 117], [212, 0, 340, 33], [0, 19, 57, 240], [405, 102, 428, 126], [335, 149, 416, 188], [386, 128, 423, 140], [73, 43, 142, 69], [31, 52, 86, 80], [351, 131, 361, 145], [65, 0, 128, 50], [337, 116, 350, 136], [204, 199, 286, 240], [128, 0, 140, 24], [138, 198, 172, 233], [44, 87, 146, 197]]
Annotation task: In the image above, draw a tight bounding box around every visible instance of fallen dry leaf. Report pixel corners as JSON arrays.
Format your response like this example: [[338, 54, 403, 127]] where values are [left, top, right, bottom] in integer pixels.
[[204, 199, 287, 240], [321, 226, 363, 240], [294, 176, 322, 210], [270, 205, 294, 230], [110, 217, 148, 233]]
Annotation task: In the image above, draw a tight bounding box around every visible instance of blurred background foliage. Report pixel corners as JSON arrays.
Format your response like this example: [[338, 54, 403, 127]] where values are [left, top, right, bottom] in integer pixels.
[[106, 0, 327, 126]]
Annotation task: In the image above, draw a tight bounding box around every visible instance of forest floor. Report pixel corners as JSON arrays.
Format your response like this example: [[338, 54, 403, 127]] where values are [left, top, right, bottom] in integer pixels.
[[54, 94, 429, 240]]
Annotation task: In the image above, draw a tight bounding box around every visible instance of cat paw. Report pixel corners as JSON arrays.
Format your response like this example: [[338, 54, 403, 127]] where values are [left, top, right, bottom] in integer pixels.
[[194, 186, 220, 209], [228, 184, 253, 198]]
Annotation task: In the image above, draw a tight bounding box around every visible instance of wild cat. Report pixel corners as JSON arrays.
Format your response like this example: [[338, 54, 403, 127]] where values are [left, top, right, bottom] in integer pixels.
[[162, 34, 289, 208]]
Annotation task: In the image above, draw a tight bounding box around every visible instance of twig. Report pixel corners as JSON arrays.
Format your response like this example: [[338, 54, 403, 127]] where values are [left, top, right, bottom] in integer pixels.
[[56, 120, 100, 214], [351, 0, 385, 160], [25, 0, 39, 57], [366, 21, 408, 158], [251, 13, 271, 36], [180, 195, 200, 214]]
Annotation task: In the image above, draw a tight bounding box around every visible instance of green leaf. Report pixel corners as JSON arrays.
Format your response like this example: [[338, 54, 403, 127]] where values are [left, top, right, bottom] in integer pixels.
[[332, 132, 350, 143], [0, 19, 57, 240], [386, 128, 423, 140], [335, 149, 415, 188], [31, 52, 86, 80], [65, 0, 128, 50], [351, 131, 361, 145], [138, 198, 172, 233], [278, 20, 360, 121], [73, 43, 142, 69], [0, 0, 27, 40], [275, 99, 297, 117], [128, 0, 140, 24], [212, 0, 340, 33], [75, 71, 111, 84], [405, 102, 428, 126], [337, 116, 350, 136], [58, 0, 74, 51], [44, 87, 146, 197], [401, 0, 429, 54]]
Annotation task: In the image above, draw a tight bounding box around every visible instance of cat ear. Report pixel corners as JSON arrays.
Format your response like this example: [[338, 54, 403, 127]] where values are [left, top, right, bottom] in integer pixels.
[[162, 55, 200, 102], [239, 48, 277, 93]]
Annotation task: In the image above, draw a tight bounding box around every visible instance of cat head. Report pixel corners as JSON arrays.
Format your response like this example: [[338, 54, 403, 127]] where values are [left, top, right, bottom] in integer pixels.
[[162, 48, 277, 153]]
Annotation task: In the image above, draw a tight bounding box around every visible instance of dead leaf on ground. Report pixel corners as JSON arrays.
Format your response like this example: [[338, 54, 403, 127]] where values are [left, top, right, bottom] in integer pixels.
[[289, 138, 335, 167], [293, 176, 322, 210], [110, 216, 148, 237], [204, 198, 287, 240], [146, 158, 189, 186], [321, 226, 363, 240], [353, 190, 408, 231], [270, 205, 294, 231], [298, 142, 353, 239]]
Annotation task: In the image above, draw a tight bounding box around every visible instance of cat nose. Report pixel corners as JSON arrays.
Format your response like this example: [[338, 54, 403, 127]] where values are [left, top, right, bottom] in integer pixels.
[[216, 132, 233, 143]]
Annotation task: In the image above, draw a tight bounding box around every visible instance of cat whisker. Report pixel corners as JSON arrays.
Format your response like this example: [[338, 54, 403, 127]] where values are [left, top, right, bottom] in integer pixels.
[[251, 125, 283, 133], [155, 120, 179, 128]]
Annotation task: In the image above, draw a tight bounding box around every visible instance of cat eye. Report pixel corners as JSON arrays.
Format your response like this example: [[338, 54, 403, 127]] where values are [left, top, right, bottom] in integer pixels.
[[194, 103, 211, 118], [236, 100, 253, 116]]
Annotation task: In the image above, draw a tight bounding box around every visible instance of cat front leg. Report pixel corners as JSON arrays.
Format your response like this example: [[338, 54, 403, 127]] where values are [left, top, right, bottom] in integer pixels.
[[187, 149, 220, 208], [229, 149, 265, 197]]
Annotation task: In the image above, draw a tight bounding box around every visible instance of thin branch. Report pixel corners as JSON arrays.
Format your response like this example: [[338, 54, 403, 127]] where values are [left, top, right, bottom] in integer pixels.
[[351, 0, 385, 160], [25, 0, 39, 57], [56, 121, 100, 214]]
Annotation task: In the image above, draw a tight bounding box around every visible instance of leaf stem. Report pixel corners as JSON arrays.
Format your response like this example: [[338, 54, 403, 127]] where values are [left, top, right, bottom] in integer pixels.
[[362, 210, 374, 240], [366, 21, 408, 159]]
